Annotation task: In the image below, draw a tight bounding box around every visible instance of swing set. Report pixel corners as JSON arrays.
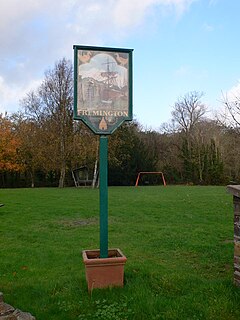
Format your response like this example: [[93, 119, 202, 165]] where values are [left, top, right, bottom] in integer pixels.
[[135, 171, 166, 187]]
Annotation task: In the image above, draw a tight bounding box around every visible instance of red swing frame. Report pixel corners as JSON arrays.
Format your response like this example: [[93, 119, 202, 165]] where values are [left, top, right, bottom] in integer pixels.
[[135, 172, 166, 187]]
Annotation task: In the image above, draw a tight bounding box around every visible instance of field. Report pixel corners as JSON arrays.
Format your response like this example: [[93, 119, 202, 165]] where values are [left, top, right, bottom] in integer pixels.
[[0, 186, 240, 319]]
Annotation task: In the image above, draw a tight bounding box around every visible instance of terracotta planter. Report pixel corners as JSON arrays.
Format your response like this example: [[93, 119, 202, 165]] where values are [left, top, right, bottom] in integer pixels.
[[82, 248, 127, 291]]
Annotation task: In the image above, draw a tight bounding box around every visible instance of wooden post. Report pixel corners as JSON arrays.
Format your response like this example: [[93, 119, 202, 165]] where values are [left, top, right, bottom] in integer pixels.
[[99, 135, 108, 258]]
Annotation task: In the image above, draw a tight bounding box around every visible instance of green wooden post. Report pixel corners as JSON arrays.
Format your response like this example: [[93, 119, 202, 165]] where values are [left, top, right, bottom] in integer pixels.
[[99, 135, 108, 258]]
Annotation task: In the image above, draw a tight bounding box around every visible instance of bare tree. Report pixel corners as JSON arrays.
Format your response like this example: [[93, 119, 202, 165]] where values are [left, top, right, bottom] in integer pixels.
[[215, 91, 240, 182], [40, 59, 73, 187], [171, 91, 208, 183], [21, 58, 74, 187], [220, 91, 240, 133], [171, 91, 207, 133]]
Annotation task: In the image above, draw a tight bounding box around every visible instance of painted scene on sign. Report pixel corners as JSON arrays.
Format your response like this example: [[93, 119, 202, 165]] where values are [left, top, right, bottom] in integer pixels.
[[77, 50, 130, 131]]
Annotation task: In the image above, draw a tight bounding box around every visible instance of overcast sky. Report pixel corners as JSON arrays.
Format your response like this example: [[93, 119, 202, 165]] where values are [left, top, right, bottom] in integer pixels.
[[0, 0, 239, 129]]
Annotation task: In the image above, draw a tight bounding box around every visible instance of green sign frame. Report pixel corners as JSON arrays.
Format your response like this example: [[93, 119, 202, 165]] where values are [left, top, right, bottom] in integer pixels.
[[73, 45, 133, 134]]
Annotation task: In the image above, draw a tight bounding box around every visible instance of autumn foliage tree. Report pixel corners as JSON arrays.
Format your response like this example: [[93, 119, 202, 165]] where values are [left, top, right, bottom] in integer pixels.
[[11, 113, 44, 187], [0, 114, 22, 173]]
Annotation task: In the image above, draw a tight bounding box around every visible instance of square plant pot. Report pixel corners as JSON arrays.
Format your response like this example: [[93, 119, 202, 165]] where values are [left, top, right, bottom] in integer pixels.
[[82, 248, 127, 291]]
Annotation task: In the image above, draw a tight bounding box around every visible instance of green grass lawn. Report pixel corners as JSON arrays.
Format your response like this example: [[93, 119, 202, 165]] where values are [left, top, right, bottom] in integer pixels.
[[0, 186, 239, 319]]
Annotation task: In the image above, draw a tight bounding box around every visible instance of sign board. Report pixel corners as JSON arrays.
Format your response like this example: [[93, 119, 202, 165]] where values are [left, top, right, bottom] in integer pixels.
[[73, 45, 133, 134]]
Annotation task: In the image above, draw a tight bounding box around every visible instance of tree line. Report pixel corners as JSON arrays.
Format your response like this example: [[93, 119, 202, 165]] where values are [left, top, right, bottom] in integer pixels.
[[1, 58, 240, 188]]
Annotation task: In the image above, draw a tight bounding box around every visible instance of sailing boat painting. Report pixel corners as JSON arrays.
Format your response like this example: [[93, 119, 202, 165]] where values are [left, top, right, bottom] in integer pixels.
[[76, 48, 132, 133]]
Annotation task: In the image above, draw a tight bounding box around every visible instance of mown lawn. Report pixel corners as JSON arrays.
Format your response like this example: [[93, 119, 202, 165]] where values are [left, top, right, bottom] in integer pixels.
[[0, 186, 239, 319]]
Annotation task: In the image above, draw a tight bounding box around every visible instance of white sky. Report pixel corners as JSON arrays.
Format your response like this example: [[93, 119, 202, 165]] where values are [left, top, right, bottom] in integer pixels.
[[0, 0, 240, 129]]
